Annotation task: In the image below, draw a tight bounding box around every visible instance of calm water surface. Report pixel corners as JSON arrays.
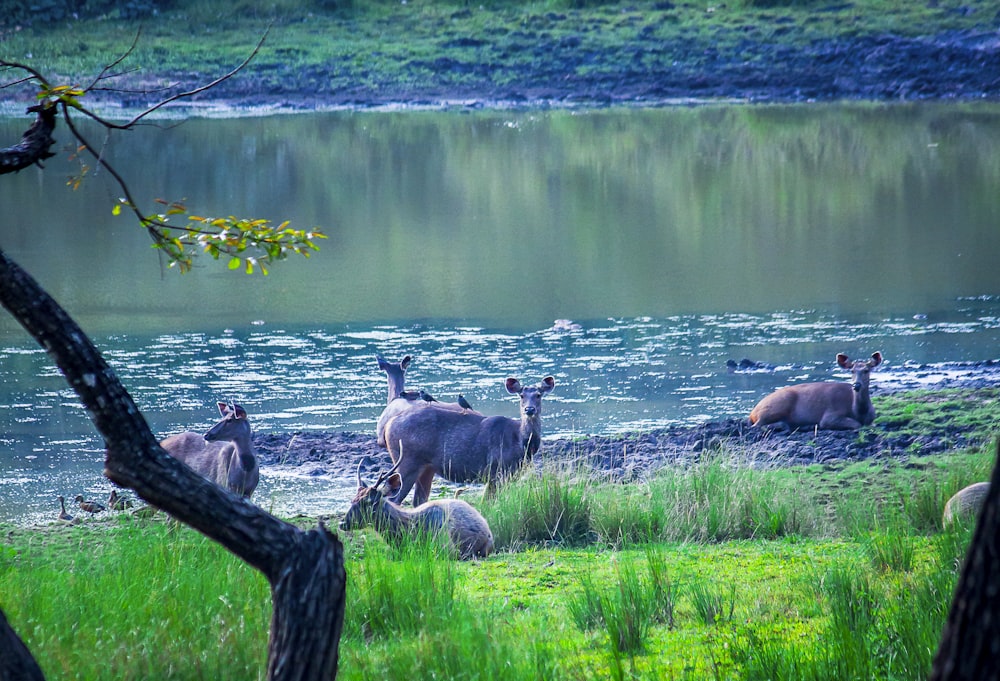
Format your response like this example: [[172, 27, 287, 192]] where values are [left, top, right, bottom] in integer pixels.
[[1, 103, 999, 525]]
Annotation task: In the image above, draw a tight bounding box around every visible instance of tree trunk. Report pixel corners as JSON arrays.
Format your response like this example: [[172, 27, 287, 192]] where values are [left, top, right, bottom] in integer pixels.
[[0, 609, 45, 681], [0, 248, 345, 680], [930, 438, 1000, 680]]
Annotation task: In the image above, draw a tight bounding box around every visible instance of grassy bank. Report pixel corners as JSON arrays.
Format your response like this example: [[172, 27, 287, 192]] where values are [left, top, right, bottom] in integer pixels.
[[3, 0, 997, 105], [1, 441, 991, 680]]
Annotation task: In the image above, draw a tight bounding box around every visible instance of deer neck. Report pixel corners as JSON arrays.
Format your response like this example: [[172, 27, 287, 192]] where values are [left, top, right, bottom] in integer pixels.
[[519, 417, 543, 457], [230, 427, 257, 470], [852, 380, 872, 421], [376, 500, 416, 537], [386, 375, 405, 404]]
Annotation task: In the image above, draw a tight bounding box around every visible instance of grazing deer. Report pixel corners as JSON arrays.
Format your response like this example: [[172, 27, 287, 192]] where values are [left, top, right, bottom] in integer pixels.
[[384, 376, 555, 506], [160, 402, 259, 498], [339, 460, 494, 560], [374, 354, 482, 447], [943, 482, 990, 526], [749, 352, 882, 430]]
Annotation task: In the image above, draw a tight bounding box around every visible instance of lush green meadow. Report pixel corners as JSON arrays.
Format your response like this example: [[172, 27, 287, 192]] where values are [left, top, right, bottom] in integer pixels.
[[1, 438, 992, 680]]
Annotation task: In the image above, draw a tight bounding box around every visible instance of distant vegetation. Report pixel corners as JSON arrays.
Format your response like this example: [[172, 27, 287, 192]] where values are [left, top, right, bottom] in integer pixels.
[[4, 0, 994, 105]]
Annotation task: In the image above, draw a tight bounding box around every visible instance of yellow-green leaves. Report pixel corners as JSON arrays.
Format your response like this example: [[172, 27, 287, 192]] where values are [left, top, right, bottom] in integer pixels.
[[133, 199, 325, 275]]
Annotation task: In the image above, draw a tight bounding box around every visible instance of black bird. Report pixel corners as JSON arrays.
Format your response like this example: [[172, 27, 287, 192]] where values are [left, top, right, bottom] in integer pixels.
[[399, 390, 421, 401], [419, 390, 438, 404], [458, 394, 473, 412], [74, 494, 106, 515]]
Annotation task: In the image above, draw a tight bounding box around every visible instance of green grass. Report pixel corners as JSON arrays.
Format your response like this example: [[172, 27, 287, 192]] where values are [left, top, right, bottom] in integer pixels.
[[3, 0, 996, 107], [0, 441, 990, 679]]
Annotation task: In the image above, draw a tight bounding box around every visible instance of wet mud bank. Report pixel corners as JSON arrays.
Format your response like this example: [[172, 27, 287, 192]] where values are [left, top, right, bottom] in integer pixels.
[[254, 361, 1000, 490]]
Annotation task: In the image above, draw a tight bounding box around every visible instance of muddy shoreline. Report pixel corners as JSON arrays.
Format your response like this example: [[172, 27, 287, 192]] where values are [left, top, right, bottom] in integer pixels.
[[254, 361, 1000, 490]]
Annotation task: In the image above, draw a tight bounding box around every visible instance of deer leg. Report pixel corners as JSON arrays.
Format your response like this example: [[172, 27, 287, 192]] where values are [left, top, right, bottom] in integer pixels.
[[412, 466, 436, 507], [819, 415, 863, 430], [390, 462, 420, 506]]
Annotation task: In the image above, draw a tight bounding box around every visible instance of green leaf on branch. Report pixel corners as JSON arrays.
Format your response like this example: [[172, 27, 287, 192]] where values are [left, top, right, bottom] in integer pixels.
[[140, 201, 325, 275]]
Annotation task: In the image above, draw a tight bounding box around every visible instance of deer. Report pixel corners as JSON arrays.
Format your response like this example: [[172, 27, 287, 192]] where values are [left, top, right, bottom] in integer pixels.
[[339, 459, 494, 560], [374, 354, 482, 447], [749, 352, 883, 430], [159, 402, 260, 498], [943, 482, 990, 526], [384, 376, 555, 506]]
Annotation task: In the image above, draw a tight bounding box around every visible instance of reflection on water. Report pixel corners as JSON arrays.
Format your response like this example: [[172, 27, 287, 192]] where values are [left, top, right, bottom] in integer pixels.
[[2, 303, 1000, 526]]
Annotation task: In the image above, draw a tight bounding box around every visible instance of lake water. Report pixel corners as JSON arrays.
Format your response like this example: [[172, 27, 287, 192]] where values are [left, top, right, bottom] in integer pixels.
[[1, 103, 999, 526]]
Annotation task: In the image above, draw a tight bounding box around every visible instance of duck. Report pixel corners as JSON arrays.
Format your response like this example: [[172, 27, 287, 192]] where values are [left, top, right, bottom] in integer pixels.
[[74, 494, 107, 515], [108, 489, 133, 511], [57, 495, 75, 523]]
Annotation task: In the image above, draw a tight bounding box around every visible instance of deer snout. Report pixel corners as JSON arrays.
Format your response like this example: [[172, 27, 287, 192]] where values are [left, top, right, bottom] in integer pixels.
[[524, 405, 537, 417]]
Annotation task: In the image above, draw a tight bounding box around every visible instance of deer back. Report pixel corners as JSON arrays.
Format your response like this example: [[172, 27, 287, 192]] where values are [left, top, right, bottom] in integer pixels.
[[386, 409, 522, 481]]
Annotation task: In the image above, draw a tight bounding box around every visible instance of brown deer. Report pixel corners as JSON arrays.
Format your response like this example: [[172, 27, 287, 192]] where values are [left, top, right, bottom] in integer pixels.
[[384, 376, 555, 506], [339, 459, 494, 560], [374, 354, 481, 447], [749, 352, 883, 430], [943, 482, 990, 526], [160, 402, 259, 498]]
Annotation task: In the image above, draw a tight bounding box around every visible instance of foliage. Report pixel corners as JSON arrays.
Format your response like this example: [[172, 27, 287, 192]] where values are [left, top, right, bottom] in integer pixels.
[[2, 37, 326, 276]]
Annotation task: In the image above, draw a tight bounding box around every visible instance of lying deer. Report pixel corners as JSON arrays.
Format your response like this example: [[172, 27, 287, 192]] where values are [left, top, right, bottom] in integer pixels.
[[943, 482, 990, 526], [749, 352, 882, 430], [160, 402, 260, 498], [374, 354, 481, 447], [339, 459, 494, 560], [384, 376, 555, 506]]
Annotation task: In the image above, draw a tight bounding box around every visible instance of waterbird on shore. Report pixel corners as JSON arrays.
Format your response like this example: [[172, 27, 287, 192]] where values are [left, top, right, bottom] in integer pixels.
[[74, 494, 106, 515], [458, 394, 473, 412], [57, 496, 75, 523], [108, 489, 133, 511]]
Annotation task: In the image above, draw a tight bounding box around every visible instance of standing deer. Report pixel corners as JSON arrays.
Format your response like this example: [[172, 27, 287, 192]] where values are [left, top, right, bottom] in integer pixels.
[[374, 353, 481, 447], [749, 352, 883, 430], [384, 376, 555, 506], [339, 459, 494, 560], [160, 402, 260, 498]]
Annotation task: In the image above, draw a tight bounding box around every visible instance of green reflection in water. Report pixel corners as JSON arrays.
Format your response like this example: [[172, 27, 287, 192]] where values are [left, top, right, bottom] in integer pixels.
[[1, 103, 999, 336]]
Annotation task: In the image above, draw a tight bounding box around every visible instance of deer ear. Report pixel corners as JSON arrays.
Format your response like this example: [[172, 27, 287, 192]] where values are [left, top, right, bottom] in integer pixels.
[[217, 401, 229, 416], [233, 404, 247, 419], [505, 378, 522, 394], [384, 473, 402, 497], [540, 376, 555, 393], [836, 354, 851, 369], [869, 352, 883, 368], [376, 355, 390, 370], [400, 356, 412, 371]]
